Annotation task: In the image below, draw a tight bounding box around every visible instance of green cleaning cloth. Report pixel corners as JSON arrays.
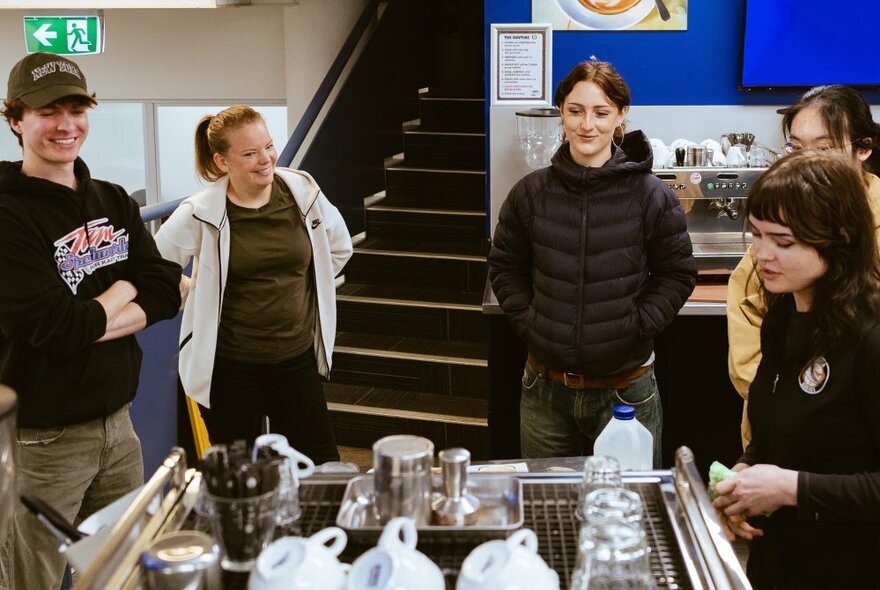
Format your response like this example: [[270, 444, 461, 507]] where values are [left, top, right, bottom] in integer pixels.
[[708, 460, 735, 500]]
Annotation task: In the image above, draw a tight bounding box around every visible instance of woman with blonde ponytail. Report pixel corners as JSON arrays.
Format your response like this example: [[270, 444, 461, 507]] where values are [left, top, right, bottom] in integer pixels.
[[155, 105, 352, 463]]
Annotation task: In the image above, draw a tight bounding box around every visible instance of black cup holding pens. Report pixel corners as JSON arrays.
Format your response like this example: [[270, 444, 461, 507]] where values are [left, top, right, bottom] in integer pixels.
[[207, 488, 279, 572]]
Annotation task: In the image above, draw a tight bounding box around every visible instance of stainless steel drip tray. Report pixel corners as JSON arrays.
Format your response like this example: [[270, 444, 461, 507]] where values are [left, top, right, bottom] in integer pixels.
[[690, 231, 750, 258], [336, 474, 523, 533]]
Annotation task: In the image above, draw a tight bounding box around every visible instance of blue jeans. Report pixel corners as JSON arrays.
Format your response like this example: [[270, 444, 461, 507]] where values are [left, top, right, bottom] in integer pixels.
[[519, 359, 663, 467]]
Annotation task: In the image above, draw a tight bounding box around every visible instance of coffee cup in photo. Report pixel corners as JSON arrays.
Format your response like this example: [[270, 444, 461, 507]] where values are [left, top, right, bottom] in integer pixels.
[[347, 517, 444, 590], [456, 529, 559, 590], [578, 0, 641, 15], [248, 527, 350, 590], [555, 0, 653, 30]]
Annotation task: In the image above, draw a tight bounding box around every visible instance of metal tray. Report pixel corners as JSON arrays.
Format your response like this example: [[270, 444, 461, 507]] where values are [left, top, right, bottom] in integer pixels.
[[336, 474, 523, 533]]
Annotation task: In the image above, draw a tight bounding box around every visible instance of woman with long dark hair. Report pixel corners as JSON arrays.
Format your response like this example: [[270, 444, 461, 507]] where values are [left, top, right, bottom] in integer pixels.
[[727, 84, 880, 448], [715, 150, 880, 588]]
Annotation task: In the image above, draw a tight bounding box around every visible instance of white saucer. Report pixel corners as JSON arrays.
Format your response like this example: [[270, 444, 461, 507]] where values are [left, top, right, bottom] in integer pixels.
[[554, 0, 654, 30]]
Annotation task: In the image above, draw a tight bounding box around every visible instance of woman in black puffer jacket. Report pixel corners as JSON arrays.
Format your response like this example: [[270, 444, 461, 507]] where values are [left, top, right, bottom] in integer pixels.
[[488, 60, 697, 463]]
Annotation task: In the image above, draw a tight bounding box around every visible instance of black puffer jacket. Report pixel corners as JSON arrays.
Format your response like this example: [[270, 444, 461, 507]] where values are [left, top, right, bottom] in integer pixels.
[[488, 131, 696, 375]]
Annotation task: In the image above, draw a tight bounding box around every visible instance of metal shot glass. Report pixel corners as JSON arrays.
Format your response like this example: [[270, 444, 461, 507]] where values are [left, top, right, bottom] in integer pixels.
[[372, 435, 435, 525], [141, 530, 222, 590]]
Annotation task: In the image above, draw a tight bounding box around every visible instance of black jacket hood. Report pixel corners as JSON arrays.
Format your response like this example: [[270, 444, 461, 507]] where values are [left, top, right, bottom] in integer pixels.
[[550, 130, 653, 191]]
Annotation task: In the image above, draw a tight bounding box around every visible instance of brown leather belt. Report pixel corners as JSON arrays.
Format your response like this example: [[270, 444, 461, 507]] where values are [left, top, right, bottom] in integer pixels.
[[527, 352, 652, 390]]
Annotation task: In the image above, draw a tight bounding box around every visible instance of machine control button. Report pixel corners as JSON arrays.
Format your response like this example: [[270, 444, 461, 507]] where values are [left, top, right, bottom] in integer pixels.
[[707, 182, 715, 190]]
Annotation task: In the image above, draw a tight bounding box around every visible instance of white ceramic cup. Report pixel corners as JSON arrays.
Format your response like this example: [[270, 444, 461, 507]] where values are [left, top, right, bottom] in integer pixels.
[[254, 433, 316, 524], [347, 517, 445, 590], [247, 527, 350, 590], [456, 529, 559, 590]]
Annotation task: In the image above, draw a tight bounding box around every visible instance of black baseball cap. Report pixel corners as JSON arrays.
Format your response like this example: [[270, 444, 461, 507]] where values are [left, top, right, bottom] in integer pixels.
[[6, 52, 96, 108]]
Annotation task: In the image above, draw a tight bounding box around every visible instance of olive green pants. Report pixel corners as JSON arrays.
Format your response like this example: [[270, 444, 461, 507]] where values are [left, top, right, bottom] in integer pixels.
[[0, 404, 143, 590]]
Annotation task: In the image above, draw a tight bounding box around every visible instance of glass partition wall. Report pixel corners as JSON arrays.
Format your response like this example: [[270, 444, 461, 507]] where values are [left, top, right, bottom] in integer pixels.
[[0, 101, 287, 205]]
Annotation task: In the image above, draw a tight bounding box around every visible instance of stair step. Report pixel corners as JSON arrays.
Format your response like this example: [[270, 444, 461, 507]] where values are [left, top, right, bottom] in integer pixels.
[[403, 129, 485, 169], [337, 283, 485, 342], [343, 249, 486, 293], [325, 383, 487, 426], [384, 166, 486, 210], [330, 415, 489, 459], [366, 206, 485, 243], [418, 96, 484, 133], [355, 237, 484, 259], [335, 332, 486, 365], [337, 282, 482, 309], [326, 383, 489, 458], [332, 333, 487, 398]]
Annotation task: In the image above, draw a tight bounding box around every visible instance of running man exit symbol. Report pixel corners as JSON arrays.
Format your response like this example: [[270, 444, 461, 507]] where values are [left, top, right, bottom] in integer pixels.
[[23, 16, 104, 56]]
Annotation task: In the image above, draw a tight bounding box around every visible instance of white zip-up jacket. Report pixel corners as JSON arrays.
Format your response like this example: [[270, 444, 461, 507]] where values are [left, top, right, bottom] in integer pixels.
[[154, 168, 353, 408]]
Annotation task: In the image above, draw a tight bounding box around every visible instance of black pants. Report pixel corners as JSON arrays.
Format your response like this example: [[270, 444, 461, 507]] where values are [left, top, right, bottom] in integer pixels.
[[199, 348, 340, 464]]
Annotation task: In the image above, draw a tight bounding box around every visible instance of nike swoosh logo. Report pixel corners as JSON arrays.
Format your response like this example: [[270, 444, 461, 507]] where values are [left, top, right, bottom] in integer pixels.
[[311, 219, 322, 229]]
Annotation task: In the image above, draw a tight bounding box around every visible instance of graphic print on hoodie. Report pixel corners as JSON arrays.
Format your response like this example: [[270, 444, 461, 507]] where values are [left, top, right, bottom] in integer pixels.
[[54, 217, 129, 294]]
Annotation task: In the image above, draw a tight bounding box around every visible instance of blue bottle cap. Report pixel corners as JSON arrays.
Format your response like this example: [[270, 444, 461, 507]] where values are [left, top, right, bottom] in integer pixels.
[[613, 405, 635, 420]]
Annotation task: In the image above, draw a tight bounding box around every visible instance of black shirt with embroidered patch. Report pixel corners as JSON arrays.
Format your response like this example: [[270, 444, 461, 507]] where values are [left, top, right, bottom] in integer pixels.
[[740, 296, 880, 588]]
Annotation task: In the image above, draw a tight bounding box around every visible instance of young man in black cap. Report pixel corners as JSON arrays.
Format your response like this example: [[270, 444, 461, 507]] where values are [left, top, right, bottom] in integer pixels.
[[0, 53, 181, 589]]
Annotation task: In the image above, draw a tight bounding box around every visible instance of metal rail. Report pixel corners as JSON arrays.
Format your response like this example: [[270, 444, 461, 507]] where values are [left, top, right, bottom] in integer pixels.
[[72, 448, 193, 590], [674, 446, 752, 590]]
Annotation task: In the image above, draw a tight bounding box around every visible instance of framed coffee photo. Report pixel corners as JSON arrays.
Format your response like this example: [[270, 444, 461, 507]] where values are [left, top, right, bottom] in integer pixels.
[[533, 0, 688, 31]]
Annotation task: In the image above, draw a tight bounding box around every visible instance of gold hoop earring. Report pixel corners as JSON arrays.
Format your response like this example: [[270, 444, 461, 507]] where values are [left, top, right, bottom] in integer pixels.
[[611, 125, 623, 149]]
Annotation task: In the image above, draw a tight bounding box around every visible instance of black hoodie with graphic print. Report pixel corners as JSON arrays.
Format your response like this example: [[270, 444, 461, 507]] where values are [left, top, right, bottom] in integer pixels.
[[0, 158, 181, 428]]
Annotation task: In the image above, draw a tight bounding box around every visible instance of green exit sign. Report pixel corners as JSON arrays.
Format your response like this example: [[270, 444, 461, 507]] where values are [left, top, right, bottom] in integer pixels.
[[24, 16, 104, 56]]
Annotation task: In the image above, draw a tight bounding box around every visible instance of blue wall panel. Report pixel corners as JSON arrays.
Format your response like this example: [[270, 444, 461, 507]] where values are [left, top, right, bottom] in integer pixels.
[[485, 1, 880, 106], [133, 313, 181, 477]]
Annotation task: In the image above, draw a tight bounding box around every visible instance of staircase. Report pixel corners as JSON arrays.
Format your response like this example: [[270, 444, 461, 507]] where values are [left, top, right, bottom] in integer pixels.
[[327, 93, 489, 459]]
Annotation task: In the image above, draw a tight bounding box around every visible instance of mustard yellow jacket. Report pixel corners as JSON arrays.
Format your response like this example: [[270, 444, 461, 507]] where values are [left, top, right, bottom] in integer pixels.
[[727, 173, 880, 448]]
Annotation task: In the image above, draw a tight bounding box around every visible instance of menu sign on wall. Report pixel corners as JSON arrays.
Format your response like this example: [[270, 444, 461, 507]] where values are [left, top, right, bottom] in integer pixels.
[[491, 24, 552, 106]]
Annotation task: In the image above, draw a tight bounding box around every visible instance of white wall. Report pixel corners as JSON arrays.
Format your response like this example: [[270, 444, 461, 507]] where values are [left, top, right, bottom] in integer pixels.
[[283, 0, 369, 129], [0, 1, 369, 131]]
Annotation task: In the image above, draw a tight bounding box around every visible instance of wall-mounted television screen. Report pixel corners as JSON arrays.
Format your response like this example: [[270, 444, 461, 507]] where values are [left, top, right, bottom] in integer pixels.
[[740, 0, 880, 90]]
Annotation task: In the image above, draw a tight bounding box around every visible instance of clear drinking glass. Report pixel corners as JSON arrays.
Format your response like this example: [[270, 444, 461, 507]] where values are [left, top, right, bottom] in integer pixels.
[[584, 487, 644, 528], [575, 456, 622, 521], [569, 517, 652, 590], [207, 489, 279, 572], [254, 434, 315, 526]]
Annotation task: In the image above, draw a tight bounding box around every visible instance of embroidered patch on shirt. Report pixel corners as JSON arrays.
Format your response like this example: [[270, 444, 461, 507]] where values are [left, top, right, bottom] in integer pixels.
[[799, 356, 830, 395]]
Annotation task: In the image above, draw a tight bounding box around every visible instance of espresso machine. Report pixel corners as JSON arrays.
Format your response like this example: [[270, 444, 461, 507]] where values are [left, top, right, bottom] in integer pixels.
[[653, 166, 765, 276], [650, 132, 777, 277]]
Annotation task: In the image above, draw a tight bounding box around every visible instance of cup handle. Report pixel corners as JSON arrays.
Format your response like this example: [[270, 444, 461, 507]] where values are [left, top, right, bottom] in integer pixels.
[[309, 526, 348, 557], [379, 517, 417, 550], [507, 528, 538, 553], [285, 448, 316, 479]]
